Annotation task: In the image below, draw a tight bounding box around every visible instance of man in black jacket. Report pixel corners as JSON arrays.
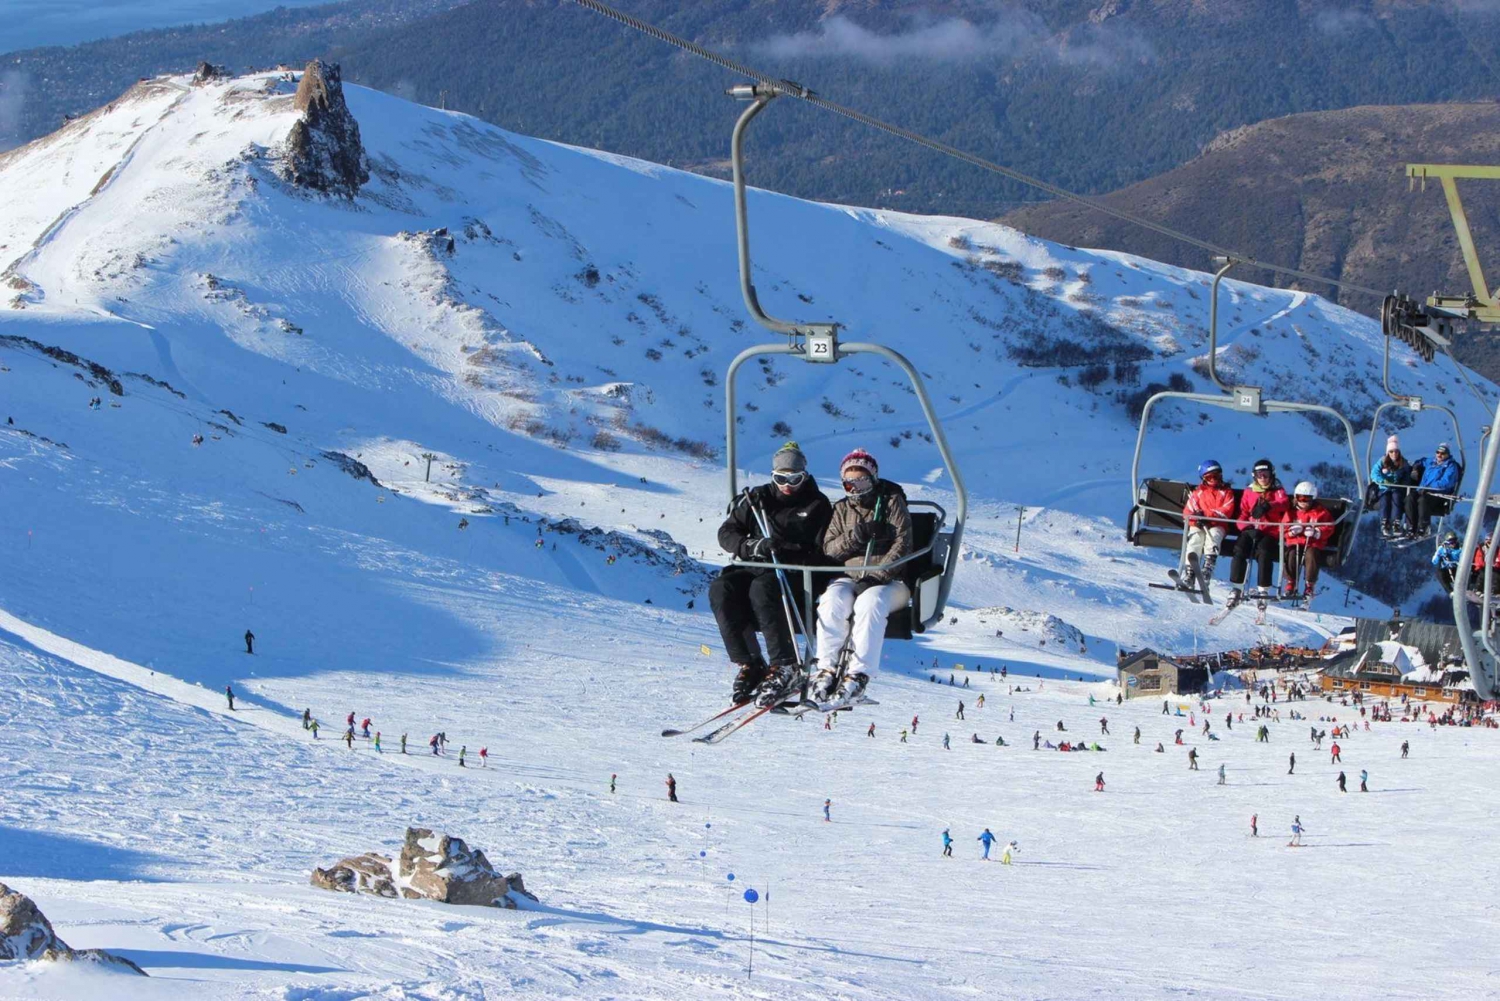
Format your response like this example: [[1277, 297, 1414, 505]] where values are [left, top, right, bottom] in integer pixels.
[[710, 442, 833, 704]]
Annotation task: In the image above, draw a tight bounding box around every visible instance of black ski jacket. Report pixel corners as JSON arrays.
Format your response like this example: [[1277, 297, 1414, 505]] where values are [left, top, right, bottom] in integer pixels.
[[718, 481, 833, 567]]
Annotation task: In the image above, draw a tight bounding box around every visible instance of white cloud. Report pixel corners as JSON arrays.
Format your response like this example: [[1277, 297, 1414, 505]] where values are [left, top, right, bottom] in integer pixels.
[[756, 13, 1151, 69]]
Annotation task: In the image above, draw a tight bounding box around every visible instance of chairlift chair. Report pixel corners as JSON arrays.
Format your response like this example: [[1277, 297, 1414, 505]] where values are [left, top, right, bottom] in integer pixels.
[[1126, 260, 1366, 595], [1366, 320, 1466, 550], [721, 84, 967, 641]]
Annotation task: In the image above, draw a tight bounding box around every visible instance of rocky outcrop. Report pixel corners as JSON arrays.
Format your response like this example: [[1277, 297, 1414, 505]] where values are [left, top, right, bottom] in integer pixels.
[[310, 828, 537, 909], [398, 827, 522, 908], [310, 852, 398, 898], [0, 883, 145, 975], [282, 60, 368, 199]]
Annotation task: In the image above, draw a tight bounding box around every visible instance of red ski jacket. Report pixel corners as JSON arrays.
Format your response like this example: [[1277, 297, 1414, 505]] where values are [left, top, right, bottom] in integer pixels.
[[1236, 483, 1289, 532], [1284, 503, 1334, 549], [1184, 482, 1236, 529]]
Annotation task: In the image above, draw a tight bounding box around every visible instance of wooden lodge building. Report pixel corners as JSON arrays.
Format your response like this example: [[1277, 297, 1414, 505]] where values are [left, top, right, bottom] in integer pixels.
[[1117, 649, 1209, 699], [1319, 643, 1472, 705]]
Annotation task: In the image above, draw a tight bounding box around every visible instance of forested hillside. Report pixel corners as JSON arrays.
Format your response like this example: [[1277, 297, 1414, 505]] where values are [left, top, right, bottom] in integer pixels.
[[5, 0, 1499, 224], [1003, 103, 1500, 377]]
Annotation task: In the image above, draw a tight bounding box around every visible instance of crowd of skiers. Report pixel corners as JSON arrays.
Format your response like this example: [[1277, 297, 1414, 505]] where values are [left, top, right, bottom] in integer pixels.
[[709, 442, 914, 711]]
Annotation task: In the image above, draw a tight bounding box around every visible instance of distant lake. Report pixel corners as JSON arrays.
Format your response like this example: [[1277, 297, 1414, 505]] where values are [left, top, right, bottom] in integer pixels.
[[2, 0, 333, 53]]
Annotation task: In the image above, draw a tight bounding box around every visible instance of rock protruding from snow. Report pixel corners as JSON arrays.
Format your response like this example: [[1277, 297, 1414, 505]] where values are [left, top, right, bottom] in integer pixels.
[[310, 852, 399, 898], [971, 606, 1088, 655], [283, 60, 368, 199], [311, 829, 537, 909], [399, 827, 522, 908], [0, 883, 146, 975]]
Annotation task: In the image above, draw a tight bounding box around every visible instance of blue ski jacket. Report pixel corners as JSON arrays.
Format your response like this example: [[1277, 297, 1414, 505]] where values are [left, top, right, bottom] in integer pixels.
[[1432, 543, 1462, 569], [978, 831, 995, 846], [1417, 456, 1462, 494]]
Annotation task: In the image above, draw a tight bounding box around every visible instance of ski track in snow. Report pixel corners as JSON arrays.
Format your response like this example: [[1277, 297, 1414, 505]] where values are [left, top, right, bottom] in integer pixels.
[[0, 68, 1497, 999]]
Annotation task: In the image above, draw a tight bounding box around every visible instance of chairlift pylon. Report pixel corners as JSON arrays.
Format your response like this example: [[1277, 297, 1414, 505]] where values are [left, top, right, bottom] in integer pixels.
[[1127, 259, 1366, 588], [721, 84, 966, 639]]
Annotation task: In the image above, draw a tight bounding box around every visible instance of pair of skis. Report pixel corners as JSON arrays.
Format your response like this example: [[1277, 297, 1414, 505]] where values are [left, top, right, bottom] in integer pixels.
[[1152, 553, 1213, 605], [661, 691, 883, 745]]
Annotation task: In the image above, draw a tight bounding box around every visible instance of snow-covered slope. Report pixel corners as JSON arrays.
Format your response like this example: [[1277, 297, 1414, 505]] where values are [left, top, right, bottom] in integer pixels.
[[3, 68, 1498, 999]]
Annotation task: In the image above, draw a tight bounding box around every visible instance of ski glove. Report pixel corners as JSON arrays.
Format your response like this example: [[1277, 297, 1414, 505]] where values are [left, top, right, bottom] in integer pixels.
[[740, 537, 773, 562], [853, 520, 895, 545]]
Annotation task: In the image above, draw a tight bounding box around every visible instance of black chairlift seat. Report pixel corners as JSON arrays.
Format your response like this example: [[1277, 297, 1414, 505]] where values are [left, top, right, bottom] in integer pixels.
[[1126, 478, 1351, 570]]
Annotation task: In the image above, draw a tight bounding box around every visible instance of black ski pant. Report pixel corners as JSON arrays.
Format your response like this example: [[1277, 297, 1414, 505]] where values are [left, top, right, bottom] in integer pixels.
[[1230, 528, 1277, 589], [1437, 565, 1456, 595], [1405, 491, 1451, 533], [709, 567, 804, 667]]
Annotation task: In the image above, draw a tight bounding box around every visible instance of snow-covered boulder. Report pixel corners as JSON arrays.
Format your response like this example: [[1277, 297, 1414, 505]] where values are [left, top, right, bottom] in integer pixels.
[[399, 827, 517, 907], [971, 607, 1087, 655], [0, 883, 145, 975], [310, 852, 399, 898]]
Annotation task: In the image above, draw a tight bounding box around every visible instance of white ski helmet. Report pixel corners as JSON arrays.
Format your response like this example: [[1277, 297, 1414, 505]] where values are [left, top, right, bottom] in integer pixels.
[[1293, 481, 1318, 499]]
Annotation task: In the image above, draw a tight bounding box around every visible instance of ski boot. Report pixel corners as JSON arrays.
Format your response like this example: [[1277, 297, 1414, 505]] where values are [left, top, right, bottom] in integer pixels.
[[1304, 582, 1316, 601], [1226, 587, 1244, 608], [807, 662, 839, 704], [731, 658, 768, 705], [1380, 521, 1394, 540], [828, 672, 870, 709], [1282, 579, 1299, 599], [1200, 554, 1217, 579], [753, 660, 804, 708]]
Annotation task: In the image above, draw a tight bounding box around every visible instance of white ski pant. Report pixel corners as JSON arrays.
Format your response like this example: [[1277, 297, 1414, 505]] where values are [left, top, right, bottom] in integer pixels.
[[1182, 525, 1225, 571], [815, 577, 911, 680]]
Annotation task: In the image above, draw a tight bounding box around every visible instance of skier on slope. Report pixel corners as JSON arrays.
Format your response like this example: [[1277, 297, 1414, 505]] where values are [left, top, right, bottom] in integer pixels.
[[225, 685, 235, 711], [1227, 458, 1289, 604], [710, 442, 833, 707], [1405, 442, 1462, 540], [1431, 531, 1462, 594], [1371, 435, 1412, 539], [244, 629, 255, 655], [807, 448, 913, 709], [978, 828, 996, 860], [942, 829, 953, 857], [1290, 816, 1305, 846], [1280, 481, 1334, 599], [1181, 459, 1235, 586], [1094, 772, 1105, 792], [666, 773, 678, 803], [1001, 840, 1017, 865]]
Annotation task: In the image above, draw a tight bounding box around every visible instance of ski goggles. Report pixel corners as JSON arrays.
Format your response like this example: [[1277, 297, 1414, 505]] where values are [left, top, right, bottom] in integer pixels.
[[771, 471, 807, 487], [842, 476, 876, 495]]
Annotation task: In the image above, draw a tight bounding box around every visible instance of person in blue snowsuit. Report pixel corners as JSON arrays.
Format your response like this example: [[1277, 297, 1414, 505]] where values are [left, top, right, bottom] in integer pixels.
[[941, 829, 953, 857], [1432, 531, 1462, 593], [1405, 443, 1462, 539], [978, 828, 996, 860]]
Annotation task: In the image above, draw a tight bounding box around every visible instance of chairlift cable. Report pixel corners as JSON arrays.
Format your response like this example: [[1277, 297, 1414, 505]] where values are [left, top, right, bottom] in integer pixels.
[[564, 0, 1388, 300], [1440, 341, 1495, 414]]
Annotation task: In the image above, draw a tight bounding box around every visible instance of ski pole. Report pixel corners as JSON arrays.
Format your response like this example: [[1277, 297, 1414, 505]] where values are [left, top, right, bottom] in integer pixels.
[[750, 496, 811, 665]]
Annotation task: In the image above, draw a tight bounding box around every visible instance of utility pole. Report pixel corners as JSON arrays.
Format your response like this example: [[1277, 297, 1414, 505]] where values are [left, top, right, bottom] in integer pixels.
[[421, 453, 436, 482], [1014, 506, 1025, 553]]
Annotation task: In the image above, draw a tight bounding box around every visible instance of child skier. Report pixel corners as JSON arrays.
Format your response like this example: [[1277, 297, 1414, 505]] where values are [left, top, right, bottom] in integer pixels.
[[1182, 459, 1235, 585], [1432, 531, 1462, 593], [808, 449, 913, 709], [1281, 481, 1334, 599], [1001, 840, 1017, 865], [1094, 771, 1105, 792]]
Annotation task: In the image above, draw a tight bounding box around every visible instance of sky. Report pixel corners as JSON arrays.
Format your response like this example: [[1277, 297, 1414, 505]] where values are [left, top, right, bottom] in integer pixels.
[[1, 0, 330, 52]]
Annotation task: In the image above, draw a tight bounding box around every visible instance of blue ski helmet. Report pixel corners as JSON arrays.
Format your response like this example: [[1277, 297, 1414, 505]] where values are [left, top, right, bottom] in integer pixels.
[[1197, 460, 1222, 480]]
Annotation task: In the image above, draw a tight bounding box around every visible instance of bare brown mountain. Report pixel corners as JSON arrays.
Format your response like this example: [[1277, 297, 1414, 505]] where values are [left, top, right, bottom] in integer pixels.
[[1002, 102, 1500, 377]]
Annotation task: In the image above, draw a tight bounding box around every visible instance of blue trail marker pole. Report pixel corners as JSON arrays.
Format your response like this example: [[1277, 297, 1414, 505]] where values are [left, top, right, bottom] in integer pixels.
[[743, 888, 760, 977]]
